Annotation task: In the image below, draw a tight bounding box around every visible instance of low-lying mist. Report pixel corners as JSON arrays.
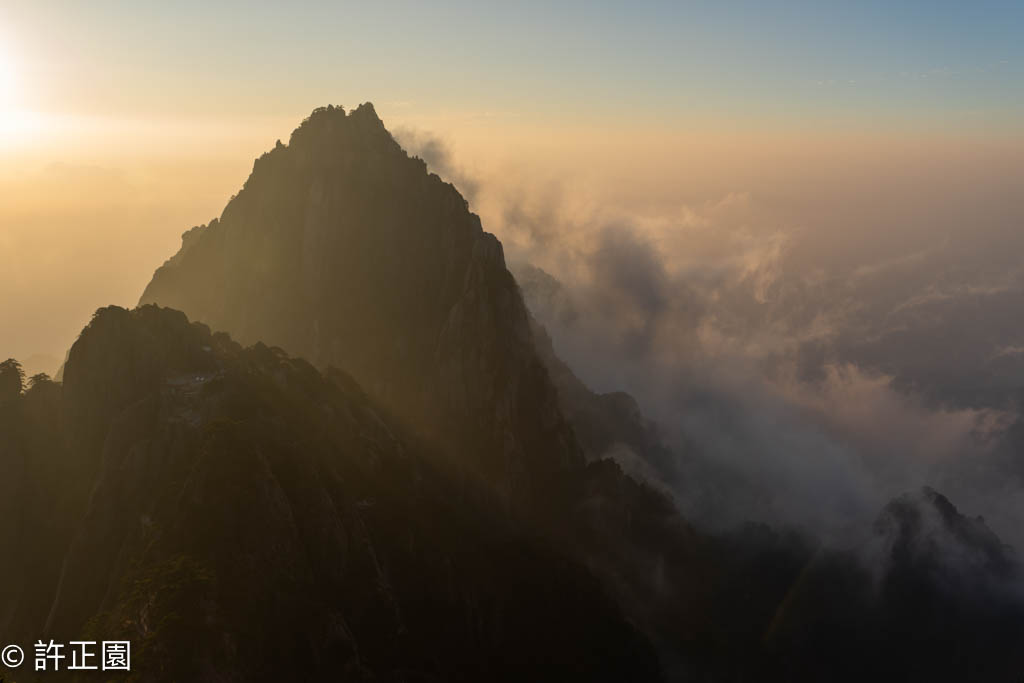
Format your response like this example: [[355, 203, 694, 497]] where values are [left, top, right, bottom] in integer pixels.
[[398, 128, 1024, 549]]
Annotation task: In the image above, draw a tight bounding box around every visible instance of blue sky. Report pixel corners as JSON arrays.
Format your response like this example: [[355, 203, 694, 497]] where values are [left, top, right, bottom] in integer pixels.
[[2, 0, 1021, 129]]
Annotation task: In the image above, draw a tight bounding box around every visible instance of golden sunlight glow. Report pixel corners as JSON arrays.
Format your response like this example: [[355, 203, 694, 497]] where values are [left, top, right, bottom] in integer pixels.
[[0, 42, 36, 143], [0, 42, 16, 109]]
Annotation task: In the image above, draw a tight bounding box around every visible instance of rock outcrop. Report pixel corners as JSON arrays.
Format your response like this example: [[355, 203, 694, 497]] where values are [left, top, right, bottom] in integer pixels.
[[2, 306, 659, 682], [4, 102, 1009, 681], [142, 104, 580, 514]]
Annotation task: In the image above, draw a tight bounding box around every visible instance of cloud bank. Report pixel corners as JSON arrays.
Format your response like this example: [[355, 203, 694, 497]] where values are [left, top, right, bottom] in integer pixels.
[[399, 131, 1024, 547]]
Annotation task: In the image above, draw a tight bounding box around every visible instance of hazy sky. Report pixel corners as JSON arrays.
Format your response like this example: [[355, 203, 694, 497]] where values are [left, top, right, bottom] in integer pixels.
[[3, 1, 1024, 544], [2, 1, 1023, 126], [0, 1, 1022, 361]]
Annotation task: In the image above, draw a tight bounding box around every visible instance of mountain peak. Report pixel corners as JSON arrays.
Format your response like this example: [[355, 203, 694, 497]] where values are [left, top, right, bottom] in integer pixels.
[[874, 485, 1017, 583], [285, 101, 390, 149], [298, 101, 384, 126], [350, 100, 381, 121], [141, 105, 580, 507]]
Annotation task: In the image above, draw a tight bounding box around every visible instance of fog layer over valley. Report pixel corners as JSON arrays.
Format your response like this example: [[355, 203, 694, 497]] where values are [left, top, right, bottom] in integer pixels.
[[397, 128, 1024, 547]]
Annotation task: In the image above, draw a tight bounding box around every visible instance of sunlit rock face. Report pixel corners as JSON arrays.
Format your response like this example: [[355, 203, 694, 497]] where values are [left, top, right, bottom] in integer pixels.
[[142, 103, 581, 507]]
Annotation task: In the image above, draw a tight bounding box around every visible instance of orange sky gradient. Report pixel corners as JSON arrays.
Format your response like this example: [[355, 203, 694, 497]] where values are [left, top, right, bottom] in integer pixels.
[[1, 2, 1022, 365]]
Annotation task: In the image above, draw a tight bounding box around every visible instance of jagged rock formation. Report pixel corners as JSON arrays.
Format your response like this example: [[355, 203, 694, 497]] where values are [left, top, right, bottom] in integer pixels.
[[530, 317, 678, 468], [875, 486, 1018, 584], [1, 306, 658, 682], [142, 104, 580, 513], [515, 264, 685, 487], [4, 103, 1018, 681], [138, 103, 720, 670], [132, 103, 1024, 681], [762, 487, 1024, 682]]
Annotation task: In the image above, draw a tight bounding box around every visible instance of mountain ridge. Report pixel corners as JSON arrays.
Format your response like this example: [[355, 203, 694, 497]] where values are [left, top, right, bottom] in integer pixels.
[[3, 102, 1022, 681], [141, 103, 584, 516], [3, 304, 660, 681], [135, 102, 1024, 680]]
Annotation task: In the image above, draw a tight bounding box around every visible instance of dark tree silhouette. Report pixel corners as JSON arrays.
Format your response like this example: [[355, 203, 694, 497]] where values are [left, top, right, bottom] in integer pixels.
[[0, 358, 24, 403], [26, 372, 53, 390]]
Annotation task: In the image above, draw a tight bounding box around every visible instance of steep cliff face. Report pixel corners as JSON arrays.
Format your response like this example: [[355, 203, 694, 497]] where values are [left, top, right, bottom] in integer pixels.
[[1, 306, 658, 682], [137, 105, 710, 672], [529, 316, 679, 470], [515, 264, 686, 488], [128, 104, 1024, 681], [141, 104, 580, 509], [0, 368, 77, 644]]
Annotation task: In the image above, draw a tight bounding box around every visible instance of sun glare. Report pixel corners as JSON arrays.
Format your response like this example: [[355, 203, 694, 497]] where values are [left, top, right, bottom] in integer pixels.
[[0, 45, 15, 109], [0, 42, 29, 141]]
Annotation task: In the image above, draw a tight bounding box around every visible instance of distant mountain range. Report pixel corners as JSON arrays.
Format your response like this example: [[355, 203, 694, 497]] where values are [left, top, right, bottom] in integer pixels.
[[2, 103, 1022, 681]]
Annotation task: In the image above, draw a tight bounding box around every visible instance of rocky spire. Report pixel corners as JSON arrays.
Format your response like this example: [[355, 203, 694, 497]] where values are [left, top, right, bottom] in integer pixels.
[[141, 103, 582, 511]]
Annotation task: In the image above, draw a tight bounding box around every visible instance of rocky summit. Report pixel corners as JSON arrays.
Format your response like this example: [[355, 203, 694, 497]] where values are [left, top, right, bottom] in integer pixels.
[[141, 103, 581, 513], [3, 104, 1023, 682]]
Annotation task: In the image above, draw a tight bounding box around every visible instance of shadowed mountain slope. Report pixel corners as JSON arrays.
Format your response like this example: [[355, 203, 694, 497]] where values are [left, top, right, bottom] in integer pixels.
[[1, 305, 659, 682], [141, 103, 580, 514], [138, 102, 712, 662], [121, 103, 1024, 681]]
